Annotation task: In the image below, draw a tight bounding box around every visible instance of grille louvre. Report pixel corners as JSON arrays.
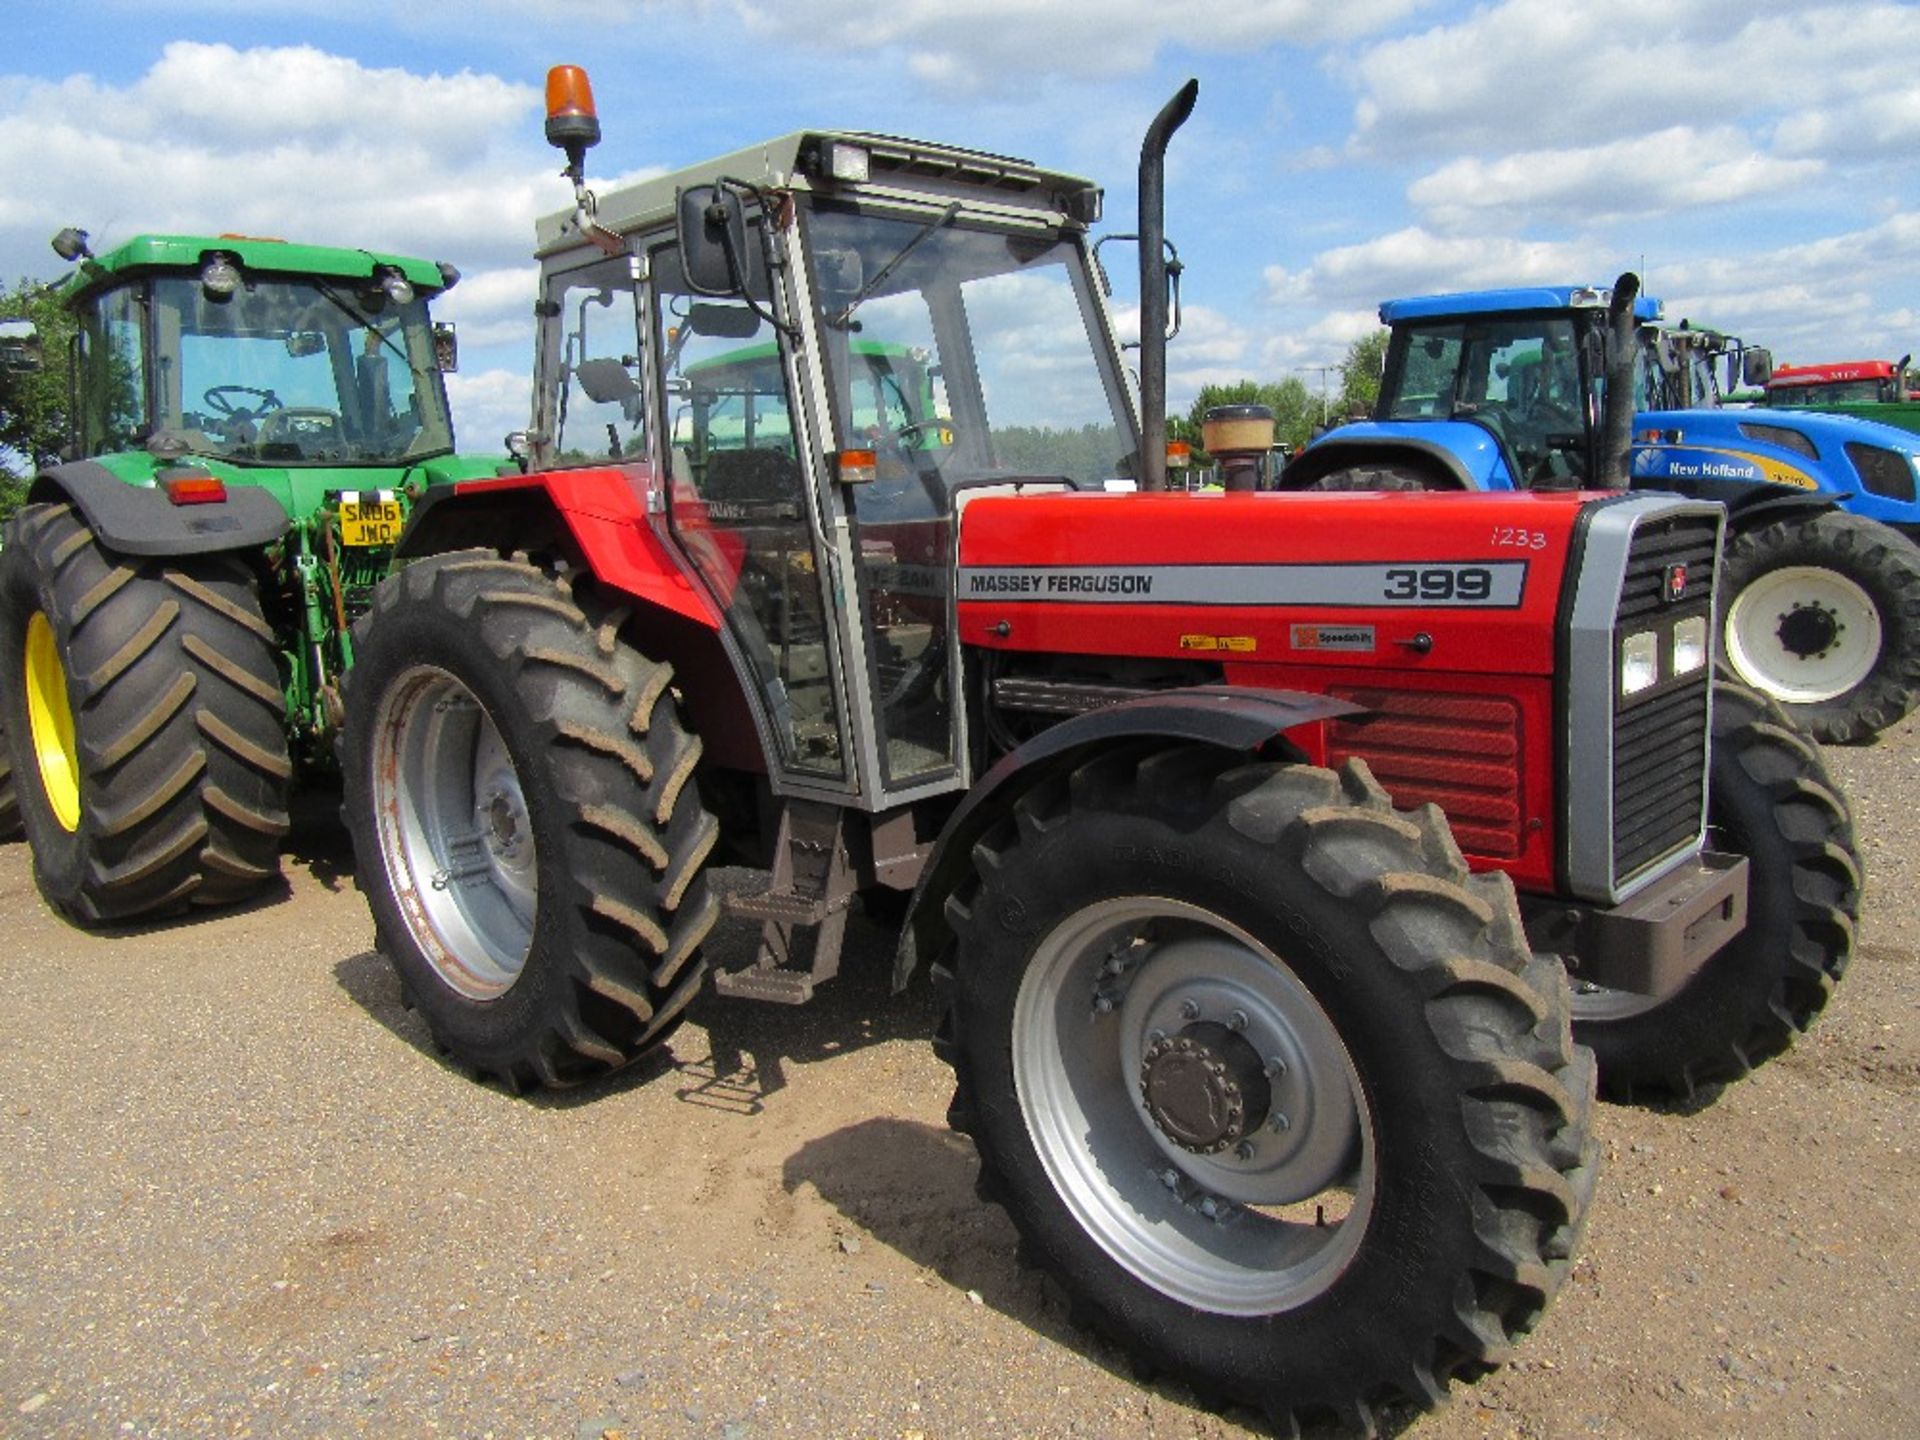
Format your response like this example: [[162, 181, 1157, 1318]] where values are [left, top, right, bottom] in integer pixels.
[[1328, 688, 1524, 858], [1611, 513, 1717, 883], [1844, 442, 1916, 502]]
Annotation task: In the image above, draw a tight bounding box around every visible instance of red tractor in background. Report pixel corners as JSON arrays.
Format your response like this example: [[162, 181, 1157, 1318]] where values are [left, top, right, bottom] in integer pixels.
[[336, 71, 1858, 1430]]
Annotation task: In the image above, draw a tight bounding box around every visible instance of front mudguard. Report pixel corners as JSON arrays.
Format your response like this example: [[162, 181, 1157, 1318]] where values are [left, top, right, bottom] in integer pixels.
[[891, 685, 1363, 991]]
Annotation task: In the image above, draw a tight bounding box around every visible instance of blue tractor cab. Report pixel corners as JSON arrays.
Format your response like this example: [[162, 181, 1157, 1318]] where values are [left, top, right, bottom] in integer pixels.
[[1283, 280, 1920, 743]]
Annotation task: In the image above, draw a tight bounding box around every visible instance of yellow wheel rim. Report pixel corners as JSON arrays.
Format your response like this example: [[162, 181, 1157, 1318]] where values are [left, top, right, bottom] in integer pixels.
[[24, 611, 81, 831]]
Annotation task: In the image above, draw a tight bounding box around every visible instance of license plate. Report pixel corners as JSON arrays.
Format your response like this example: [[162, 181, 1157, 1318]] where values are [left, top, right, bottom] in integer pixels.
[[338, 499, 405, 548]]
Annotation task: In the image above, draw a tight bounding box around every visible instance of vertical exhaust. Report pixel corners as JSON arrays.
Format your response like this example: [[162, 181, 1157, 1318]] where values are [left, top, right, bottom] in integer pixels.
[[1598, 272, 1641, 487], [1138, 79, 1199, 492]]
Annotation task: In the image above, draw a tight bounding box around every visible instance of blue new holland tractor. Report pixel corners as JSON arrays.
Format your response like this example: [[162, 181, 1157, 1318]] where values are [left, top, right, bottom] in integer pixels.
[[1283, 279, 1920, 743]]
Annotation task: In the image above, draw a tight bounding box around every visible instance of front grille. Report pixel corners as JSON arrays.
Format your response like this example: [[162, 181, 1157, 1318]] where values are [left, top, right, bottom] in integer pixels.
[[1610, 513, 1717, 885], [1327, 689, 1523, 858], [1739, 421, 1819, 460], [1845, 442, 1916, 502]]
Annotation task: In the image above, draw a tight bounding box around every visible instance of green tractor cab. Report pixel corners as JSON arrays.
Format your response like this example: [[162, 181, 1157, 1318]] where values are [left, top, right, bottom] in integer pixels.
[[0, 229, 503, 923]]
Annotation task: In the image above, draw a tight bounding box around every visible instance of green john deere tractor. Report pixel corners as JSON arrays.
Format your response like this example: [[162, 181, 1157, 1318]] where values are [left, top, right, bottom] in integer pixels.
[[0, 229, 502, 924]]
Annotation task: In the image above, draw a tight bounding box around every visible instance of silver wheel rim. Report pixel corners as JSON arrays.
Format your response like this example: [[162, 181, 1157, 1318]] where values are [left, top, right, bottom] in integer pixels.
[[372, 665, 537, 1000], [1724, 565, 1882, 704], [1012, 896, 1373, 1316]]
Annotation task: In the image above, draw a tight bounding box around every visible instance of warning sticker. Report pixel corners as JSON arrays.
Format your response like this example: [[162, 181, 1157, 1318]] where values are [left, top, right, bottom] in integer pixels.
[[1179, 634, 1258, 653]]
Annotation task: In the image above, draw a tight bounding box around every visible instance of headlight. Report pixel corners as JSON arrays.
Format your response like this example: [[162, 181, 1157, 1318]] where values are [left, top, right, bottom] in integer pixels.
[[1673, 615, 1708, 675], [1621, 630, 1659, 695]]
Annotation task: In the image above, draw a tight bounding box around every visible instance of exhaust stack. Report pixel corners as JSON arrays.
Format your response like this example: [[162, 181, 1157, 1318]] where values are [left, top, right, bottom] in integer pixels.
[[1598, 272, 1641, 487], [1138, 80, 1199, 492]]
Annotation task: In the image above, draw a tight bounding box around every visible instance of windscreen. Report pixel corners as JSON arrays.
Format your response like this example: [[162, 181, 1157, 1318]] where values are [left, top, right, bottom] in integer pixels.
[[804, 204, 1137, 495], [142, 274, 454, 464]]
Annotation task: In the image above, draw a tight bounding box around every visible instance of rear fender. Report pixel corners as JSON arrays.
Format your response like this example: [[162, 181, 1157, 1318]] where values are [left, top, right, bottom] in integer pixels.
[[398, 469, 723, 632], [30, 459, 289, 556], [1626, 475, 1836, 529], [1280, 429, 1488, 490], [891, 685, 1364, 991]]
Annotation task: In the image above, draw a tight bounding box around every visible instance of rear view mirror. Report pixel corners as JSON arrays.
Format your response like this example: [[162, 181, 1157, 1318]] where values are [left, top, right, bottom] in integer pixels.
[[573, 357, 639, 406], [1742, 347, 1773, 387], [285, 330, 326, 360], [432, 322, 458, 373], [687, 302, 760, 339], [677, 185, 750, 297]]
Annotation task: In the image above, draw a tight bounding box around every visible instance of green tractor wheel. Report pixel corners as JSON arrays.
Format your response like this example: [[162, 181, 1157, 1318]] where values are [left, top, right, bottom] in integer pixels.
[[0, 503, 292, 924]]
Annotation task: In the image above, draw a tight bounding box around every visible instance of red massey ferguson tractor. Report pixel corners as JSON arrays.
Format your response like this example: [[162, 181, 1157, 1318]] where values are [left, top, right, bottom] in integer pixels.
[[337, 73, 1859, 1430]]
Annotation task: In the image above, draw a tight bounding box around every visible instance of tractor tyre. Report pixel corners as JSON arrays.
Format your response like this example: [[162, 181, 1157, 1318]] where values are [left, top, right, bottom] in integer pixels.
[[339, 551, 721, 1090], [1305, 462, 1438, 492], [0, 725, 20, 841], [0, 502, 290, 924], [1719, 509, 1920, 743], [940, 745, 1597, 1433], [1570, 680, 1860, 1101]]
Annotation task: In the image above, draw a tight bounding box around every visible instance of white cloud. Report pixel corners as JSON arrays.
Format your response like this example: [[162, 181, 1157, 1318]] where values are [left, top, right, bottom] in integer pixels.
[[1647, 212, 1920, 362], [1345, 0, 1920, 163], [0, 42, 562, 282], [1266, 227, 1598, 314], [446, 367, 532, 454], [1408, 127, 1824, 230], [730, 0, 1425, 95]]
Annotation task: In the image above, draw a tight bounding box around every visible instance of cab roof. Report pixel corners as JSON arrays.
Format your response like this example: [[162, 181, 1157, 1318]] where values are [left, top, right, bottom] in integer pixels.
[[535, 128, 1100, 256], [1381, 285, 1666, 325], [61, 234, 451, 302]]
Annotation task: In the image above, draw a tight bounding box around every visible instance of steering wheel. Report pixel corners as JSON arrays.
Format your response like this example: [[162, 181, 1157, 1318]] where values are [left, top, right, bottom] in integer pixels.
[[895, 416, 957, 448], [203, 384, 283, 418]]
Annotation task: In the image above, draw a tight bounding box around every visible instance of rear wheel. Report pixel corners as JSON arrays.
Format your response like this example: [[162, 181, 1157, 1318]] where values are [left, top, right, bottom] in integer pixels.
[[1720, 510, 1920, 743], [1304, 462, 1439, 492], [1570, 680, 1859, 1100], [942, 746, 1596, 1432], [340, 552, 721, 1089], [0, 722, 20, 841], [0, 502, 289, 923]]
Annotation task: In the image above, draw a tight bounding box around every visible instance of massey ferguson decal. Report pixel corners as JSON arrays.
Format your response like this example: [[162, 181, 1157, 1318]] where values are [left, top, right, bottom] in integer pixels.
[[958, 561, 1527, 608]]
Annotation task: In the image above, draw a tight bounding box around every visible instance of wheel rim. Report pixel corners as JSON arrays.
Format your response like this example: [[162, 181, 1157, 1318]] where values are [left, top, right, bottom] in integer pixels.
[[1723, 565, 1883, 704], [372, 665, 537, 999], [23, 612, 81, 831], [1012, 896, 1373, 1316]]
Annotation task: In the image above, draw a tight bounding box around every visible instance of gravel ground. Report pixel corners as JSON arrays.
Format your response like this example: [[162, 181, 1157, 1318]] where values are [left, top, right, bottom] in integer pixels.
[[2, 721, 1916, 1440]]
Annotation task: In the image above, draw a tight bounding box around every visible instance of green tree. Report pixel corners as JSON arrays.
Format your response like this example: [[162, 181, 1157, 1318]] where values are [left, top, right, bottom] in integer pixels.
[[1337, 329, 1389, 420], [1171, 377, 1316, 467], [1, 275, 73, 520]]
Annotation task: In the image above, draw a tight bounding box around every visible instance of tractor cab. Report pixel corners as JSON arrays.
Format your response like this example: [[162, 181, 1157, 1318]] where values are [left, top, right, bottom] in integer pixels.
[[53, 232, 461, 470], [526, 100, 1138, 808], [1371, 286, 1662, 487]]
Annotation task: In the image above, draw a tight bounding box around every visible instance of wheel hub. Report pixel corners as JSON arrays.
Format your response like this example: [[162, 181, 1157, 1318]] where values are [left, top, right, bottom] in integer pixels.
[[1776, 602, 1841, 660], [1140, 1022, 1272, 1154]]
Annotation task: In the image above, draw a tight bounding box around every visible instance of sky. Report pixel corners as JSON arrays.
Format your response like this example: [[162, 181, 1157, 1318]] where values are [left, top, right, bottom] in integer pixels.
[[3, 0, 1915, 450]]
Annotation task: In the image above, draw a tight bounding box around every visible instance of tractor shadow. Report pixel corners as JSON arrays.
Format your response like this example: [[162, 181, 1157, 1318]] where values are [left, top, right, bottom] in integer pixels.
[[780, 1116, 1427, 1438], [327, 880, 940, 1112]]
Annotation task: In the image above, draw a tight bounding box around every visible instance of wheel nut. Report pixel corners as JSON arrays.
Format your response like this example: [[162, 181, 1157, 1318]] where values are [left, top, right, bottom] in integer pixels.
[[1228, 1009, 1249, 1031], [1179, 999, 1200, 1021], [1234, 1141, 1255, 1161], [1267, 1057, 1288, 1078], [1269, 1112, 1291, 1133]]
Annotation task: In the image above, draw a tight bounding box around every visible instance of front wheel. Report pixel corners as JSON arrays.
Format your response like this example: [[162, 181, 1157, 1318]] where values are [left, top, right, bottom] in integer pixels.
[[943, 745, 1596, 1432], [1570, 680, 1860, 1099], [339, 552, 721, 1090], [1719, 510, 1920, 743]]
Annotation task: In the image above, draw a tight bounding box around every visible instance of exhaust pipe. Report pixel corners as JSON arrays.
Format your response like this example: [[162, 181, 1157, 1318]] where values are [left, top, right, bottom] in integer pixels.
[[1138, 79, 1199, 492], [1598, 272, 1641, 487]]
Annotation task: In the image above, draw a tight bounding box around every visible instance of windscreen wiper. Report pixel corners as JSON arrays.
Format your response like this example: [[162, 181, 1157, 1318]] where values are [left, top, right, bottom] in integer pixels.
[[826, 202, 961, 330]]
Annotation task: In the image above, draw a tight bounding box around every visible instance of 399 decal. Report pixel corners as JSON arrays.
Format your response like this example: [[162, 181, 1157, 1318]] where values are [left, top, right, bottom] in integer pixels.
[[1382, 566, 1495, 601]]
